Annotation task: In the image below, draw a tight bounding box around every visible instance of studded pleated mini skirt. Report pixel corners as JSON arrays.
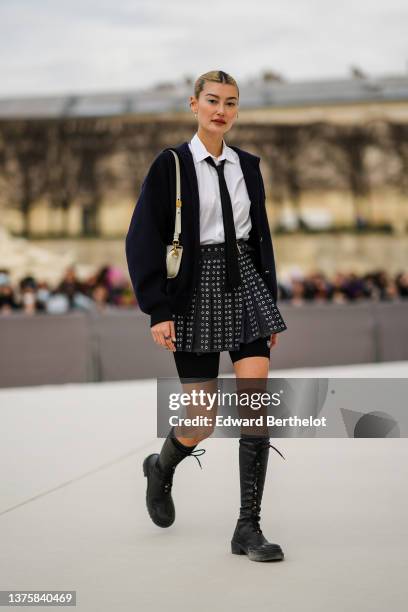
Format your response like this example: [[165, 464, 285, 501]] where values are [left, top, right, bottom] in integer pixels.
[[172, 239, 288, 353]]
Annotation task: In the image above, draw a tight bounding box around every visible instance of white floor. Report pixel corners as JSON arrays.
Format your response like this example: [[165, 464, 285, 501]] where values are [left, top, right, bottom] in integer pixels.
[[1, 362, 407, 611]]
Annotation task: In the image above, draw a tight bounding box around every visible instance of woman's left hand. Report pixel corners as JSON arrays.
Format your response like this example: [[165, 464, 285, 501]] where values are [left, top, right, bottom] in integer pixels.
[[269, 333, 278, 348]]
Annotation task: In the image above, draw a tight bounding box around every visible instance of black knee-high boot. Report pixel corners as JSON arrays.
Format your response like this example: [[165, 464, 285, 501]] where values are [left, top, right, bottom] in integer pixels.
[[143, 429, 206, 528], [231, 436, 285, 561]]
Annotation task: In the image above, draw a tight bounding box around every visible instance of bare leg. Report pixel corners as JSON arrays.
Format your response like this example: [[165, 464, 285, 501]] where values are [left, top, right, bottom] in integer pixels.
[[174, 378, 219, 446]]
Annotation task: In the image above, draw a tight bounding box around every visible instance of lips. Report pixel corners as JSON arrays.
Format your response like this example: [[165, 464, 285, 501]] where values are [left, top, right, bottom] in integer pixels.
[[212, 119, 226, 124]]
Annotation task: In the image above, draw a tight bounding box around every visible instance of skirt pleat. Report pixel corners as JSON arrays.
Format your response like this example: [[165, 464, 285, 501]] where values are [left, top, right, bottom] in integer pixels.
[[210, 261, 223, 350], [172, 240, 287, 353], [232, 284, 243, 349]]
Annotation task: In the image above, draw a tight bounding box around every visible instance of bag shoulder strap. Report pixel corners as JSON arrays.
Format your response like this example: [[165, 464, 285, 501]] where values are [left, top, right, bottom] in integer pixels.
[[168, 149, 182, 243]]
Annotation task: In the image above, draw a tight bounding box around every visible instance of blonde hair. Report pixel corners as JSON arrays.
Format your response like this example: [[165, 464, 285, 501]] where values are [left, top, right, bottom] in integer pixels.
[[193, 70, 239, 100]]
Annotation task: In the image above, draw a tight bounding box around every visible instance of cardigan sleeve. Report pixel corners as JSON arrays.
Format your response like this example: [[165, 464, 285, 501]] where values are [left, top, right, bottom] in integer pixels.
[[257, 166, 279, 304], [125, 150, 173, 327]]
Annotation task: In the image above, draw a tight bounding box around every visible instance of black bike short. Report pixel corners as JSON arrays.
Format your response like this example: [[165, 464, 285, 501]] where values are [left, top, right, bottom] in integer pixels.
[[172, 336, 270, 382]]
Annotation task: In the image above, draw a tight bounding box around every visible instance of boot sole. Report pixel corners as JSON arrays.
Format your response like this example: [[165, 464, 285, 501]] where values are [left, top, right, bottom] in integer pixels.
[[231, 540, 284, 562], [143, 454, 175, 528]]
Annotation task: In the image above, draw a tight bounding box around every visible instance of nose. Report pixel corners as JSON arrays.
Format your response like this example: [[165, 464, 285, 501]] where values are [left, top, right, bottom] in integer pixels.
[[214, 102, 226, 115]]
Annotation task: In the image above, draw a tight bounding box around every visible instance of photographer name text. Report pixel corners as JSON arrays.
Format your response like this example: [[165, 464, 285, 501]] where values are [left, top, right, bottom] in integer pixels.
[[168, 415, 327, 427]]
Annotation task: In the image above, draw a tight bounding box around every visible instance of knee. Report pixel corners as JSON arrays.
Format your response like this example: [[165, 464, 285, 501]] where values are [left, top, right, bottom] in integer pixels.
[[180, 423, 215, 445]]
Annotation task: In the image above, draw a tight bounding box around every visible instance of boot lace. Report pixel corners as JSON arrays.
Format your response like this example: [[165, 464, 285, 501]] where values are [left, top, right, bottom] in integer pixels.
[[190, 448, 206, 470], [251, 459, 263, 534], [268, 443, 286, 460], [162, 448, 206, 494], [249, 443, 285, 534]]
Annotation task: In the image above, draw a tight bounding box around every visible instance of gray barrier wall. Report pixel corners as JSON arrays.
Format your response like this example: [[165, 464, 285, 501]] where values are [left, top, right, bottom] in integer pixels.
[[1, 302, 407, 388], [1, 313, 92, 388]]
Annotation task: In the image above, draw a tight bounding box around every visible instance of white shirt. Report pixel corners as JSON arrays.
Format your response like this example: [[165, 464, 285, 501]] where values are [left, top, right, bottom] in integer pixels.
[[188, 132, 252, 245]]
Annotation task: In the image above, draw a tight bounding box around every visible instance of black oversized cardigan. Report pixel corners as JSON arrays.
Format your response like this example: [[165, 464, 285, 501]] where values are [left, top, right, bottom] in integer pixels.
[[125, 141, 279, 328]]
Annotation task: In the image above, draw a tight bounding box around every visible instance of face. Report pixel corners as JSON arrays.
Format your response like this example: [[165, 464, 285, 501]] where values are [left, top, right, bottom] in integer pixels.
[[93, 285, 108, 303], [190, 81, 239, 134]]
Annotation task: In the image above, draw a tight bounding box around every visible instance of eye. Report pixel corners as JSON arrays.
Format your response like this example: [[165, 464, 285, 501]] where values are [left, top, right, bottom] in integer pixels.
[[208, 99, 216, 103]]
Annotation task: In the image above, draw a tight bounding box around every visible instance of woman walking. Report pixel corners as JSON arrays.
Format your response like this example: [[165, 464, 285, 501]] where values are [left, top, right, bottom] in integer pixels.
[[126, 70, 288, 562]]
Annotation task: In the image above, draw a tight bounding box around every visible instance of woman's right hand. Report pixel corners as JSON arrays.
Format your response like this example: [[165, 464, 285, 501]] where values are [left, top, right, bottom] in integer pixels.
[[151, 320, 177, 352]]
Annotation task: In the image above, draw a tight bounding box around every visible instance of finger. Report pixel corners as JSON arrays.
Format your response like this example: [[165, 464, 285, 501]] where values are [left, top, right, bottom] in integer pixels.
[[164, 324, 176, 351], [170, 321, 176, 342], [163, 335, 175, 351], [151, 330, 162, 346], [168, 321, 176, 351], [153, 325, 174, 350], [153, 329, 167, 347], [158, 330, 168, 348]]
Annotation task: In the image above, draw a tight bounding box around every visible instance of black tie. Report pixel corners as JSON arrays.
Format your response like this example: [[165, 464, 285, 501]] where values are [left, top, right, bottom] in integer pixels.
[[204, 156, 241, 290]]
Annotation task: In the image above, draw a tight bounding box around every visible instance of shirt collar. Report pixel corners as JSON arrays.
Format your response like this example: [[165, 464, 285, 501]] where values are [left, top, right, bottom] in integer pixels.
[[189, 132, 237, 164]]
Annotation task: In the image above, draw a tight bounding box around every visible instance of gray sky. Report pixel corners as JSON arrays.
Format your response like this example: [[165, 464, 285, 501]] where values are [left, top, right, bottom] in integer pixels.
[[1, 0, 407, 98]]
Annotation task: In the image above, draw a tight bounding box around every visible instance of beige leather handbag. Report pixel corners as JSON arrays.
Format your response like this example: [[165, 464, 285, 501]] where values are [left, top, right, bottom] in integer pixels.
[[166, 150, 183, 278]]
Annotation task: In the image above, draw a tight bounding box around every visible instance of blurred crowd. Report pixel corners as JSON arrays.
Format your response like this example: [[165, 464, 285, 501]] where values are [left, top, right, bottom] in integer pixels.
[[0, 265, 408, 316], [0, 265, 136, 315], [280, 270, 408, 304]]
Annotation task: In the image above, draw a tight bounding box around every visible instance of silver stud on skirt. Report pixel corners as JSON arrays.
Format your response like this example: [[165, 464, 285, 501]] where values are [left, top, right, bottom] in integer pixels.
[[172, 241, 288, 353]]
